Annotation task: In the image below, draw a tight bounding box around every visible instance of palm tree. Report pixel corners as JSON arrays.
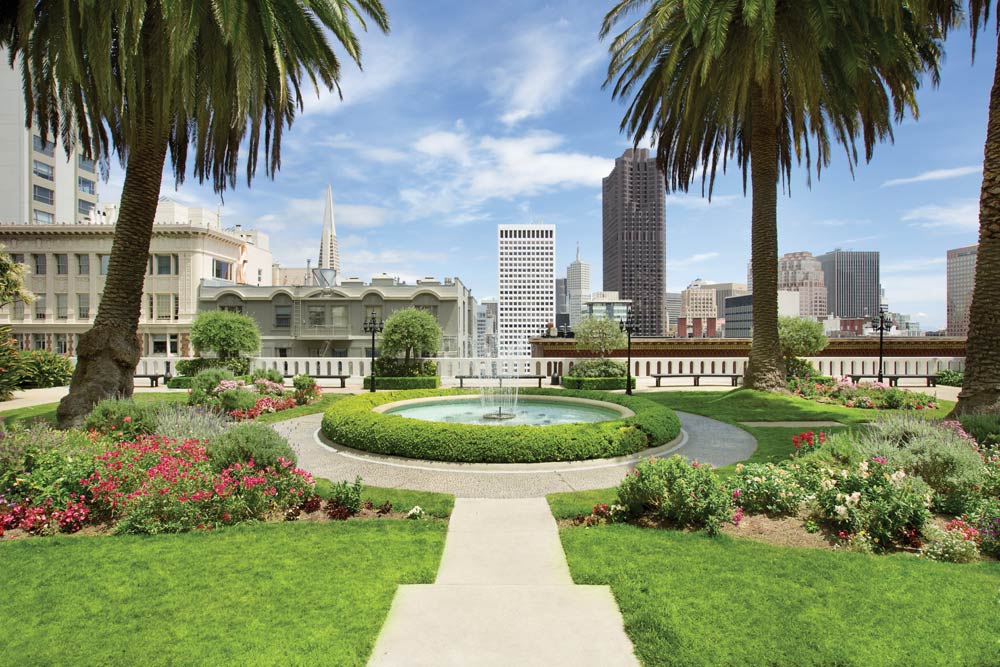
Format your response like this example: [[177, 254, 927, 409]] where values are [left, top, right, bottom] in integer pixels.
[[0, 1, 389, 426], [602, 0, 945, 391]]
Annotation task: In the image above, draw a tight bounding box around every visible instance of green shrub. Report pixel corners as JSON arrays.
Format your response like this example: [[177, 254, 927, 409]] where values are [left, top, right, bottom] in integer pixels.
[[363, 376, 439, 390], [785, 357, 819, 380], [562, 376, 635, 390], [83, 399, 158, 441], [218, 388, 257, 413], [292, 375, 322, 405], [166, 376, 193, 389], [321, 388, 680, 464], [934, 369, 964, 387], [208, 422, 296, 472], [567, 359, 626, 378], [616, 455, 733, 535], [152, 404, 228, 442], [188, 368, 236, 405], [325, 476, 364, 514], [919, 524, 981, 563], [959, 412, 1000, 448], [176, 357, 250, 377], [16, 350, 73, 388], [252, 368, 285, 384], [877, 388, 907, 410], [732, 463, 806, 515], [0, 422, 104, 505], [0, 327, 21, 400], [969, 496, 1000, 559], [373, 357, 438, 377]]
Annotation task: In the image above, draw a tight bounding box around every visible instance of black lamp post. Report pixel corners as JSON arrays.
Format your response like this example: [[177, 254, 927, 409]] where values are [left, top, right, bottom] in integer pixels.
[[620, 308, 638, 395], [363, 310, 384, 392], [870, 306, 893, 383]]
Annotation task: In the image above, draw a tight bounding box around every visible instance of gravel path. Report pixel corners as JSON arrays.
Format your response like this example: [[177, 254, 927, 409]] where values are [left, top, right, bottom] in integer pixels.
[[273, 410, 756, 499]]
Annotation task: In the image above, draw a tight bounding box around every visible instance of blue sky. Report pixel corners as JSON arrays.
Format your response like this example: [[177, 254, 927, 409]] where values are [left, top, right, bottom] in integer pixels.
[[101, 1, 995, 331]]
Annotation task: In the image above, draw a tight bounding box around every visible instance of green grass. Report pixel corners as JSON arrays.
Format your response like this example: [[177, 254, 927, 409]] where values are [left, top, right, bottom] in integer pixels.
[[561, 524, 1000, 667], [0, 520, 446, 667], [0, 391, 188, 426], [257, 394, 346, 423], [314, 478, 455, 518]]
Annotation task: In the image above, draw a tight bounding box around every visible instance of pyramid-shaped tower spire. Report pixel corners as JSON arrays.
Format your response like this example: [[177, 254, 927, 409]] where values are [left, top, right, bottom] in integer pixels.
[[318, 185, 340, 273]]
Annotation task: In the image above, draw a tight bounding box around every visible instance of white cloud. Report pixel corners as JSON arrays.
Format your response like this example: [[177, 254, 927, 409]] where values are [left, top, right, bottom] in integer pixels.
[[881, 165, 981, 188], [324, 134, 408, 163], [668, 252, 721, 268], [902, 200, 979, 229], [414, 131, 471, 165]]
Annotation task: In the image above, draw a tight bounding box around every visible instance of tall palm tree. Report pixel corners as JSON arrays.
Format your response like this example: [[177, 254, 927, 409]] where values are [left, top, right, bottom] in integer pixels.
[[0, 1, 389, 426], [602, 0, 945, 391]]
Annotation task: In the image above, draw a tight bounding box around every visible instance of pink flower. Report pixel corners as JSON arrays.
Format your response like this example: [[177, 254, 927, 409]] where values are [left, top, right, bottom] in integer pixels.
[[123, 416, 132, 424]]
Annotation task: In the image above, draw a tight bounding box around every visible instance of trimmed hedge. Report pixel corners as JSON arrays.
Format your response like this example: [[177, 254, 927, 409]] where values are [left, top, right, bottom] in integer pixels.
[[321, 388, 681, 463], [175, 357, 250, 377], [363, 376, 440, 390], [166, 376, 193, 389], [562, 376, 635, 390]]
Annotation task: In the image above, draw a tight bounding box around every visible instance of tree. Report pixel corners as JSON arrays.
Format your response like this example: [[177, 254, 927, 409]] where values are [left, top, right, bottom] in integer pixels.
[[575, 316, 627, 358], [190, 311, 261, 360], [0, 243, 32, 308], [778, 317, 829, 360], [380, 308, 441, 368], [0, 244, 31, 400], [602, 0, 944, 392], [0, 1, 390, 426]]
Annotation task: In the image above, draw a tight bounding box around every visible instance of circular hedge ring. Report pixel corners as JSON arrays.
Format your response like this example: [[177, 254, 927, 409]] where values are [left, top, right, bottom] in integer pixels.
[[320, 388, 681, 464]]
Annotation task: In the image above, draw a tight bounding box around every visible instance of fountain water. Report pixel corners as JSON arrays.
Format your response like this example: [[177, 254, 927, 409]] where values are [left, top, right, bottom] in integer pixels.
[[478, 365, 518, 420]]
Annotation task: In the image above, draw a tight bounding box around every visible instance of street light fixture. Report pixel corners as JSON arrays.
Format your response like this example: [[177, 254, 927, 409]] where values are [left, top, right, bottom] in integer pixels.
[[870, 306, 893, 383], [620, 307, 638, 396], [363, 310, 384, 392]]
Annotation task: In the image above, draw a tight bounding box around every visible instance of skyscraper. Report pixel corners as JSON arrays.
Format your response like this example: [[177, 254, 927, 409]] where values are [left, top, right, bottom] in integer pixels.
[[602, 148, 666, 335], [566, 243, 591, 327], [317, 185, 340, 274], [555, 278, 568, 328], [665, 292, 682, 333], [947, 244, 977, 337], [497, 224, 555, 357], [778, 251, 827, 318], [817, 250, 880, 319], [0, 53, 98, 225]]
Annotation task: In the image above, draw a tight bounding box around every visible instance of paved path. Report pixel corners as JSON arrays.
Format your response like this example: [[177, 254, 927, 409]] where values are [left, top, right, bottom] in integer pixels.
[[368, 498, 639, 667], [273, 411, 756, 498]]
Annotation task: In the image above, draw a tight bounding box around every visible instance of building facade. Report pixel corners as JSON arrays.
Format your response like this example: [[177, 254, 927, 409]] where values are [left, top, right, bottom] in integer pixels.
[[566, 245, 591, 328], [723, 290, 801, 338], [708, 282, 749, 321], [476, 298, 498, 357], [584, 291, 632, 322], [665, 291, 682, 335], [817, 249, 880, 319], [555, 277, 568, 328], [0, 199, 272, 360], [199, 274, 476, 358], [602, 148, 666, 336], [946, 244, 977, 337], [681, 279, 717, 318], [317, 185, 341, 277], [779, 251, 827, 318], [497, 224, 555, 357]]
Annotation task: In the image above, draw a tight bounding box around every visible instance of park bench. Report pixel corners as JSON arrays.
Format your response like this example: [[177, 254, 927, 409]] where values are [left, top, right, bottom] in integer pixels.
[[651, 374, 743, 387], [455, 375, 546, 389], [134, 374, 166, 387], [849, 374, 937, 388], [284, 373, 350, 388]]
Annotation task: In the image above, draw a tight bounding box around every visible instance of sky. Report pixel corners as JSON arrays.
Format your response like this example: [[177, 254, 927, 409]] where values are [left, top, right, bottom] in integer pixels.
[[99, 1, 996, 331]]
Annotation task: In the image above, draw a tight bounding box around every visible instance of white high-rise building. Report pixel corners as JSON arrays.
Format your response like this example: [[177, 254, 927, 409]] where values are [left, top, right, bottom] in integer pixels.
[[566, 243, 590, 327], [0, 53, 98, 225], [317, 185, 340, 275], [498, 224, 555, 357]]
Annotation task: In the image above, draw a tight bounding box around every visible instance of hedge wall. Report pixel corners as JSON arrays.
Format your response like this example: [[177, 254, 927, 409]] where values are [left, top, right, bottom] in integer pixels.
[[363, 376, 440, 390], [321, 388, 680, 464], [562, 376, 635, 390]]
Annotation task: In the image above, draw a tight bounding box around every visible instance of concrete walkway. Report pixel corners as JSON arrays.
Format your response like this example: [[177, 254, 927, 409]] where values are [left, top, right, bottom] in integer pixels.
[[369, 498, 638, 667]]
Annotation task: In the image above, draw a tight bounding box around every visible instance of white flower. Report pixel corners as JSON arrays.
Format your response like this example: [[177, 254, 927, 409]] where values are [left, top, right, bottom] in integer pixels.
[[406, 506, 425, 520], [820, 478, 836, 491], [835, 505, 849, 519]]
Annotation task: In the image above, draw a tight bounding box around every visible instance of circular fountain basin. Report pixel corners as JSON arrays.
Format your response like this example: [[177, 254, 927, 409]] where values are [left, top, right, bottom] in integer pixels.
[[376, 394, 633, 426]]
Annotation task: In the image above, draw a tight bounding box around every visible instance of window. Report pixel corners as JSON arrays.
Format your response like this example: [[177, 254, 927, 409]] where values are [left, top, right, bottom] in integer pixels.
[[55, 334, 68, 355], [307, 306, 325, 326], [55, 254, 68, 275], [34, 296, 46, 320], [78, 177, 96, 195], [32, 333, 46, 350], [11, 253, 23, 265], [151, 334, 179, 355], [155, 254, 173, 275], [12, 300, 24, 320], [33, 254, 46, 275], [212, 259, 232, 280], [77, 254, 89, 275], [330, 305, 348, 328], [99, 255, 110, 275], [156, 294, 172, 320], [32, 209, 54, 224], [56, 293, 68, 319], [78, 199, 94, 216], [78, 155, 96, 172], [32, 135, 54, 157], [33, 185, 54, 206], [77, 294, 90, 319], [32, 160, 54, 181], [275, 305, 292, 328]]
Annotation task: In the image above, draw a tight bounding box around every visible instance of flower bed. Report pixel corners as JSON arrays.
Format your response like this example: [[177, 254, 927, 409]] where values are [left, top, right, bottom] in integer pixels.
[[789, 375, 937, 410], [186, 370, 319, 421]]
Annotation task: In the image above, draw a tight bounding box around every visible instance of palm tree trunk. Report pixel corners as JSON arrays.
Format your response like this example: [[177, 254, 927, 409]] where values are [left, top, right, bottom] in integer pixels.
[[949, 44, 1000, 417], [56, 131, 168, 427], [743, 83, 786, 391]]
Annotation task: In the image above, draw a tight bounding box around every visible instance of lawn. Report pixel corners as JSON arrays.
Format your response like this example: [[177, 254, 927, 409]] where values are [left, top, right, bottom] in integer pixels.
[[314, 477, 455, 518], [1, 520, 447, 667], [561, 524, 1000, 667], [257, 393, 345, 423], [0, 391, 189, 425]]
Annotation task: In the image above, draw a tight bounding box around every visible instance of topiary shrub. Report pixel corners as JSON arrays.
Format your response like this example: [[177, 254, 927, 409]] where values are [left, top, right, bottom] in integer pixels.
[[208, 422, 296, 472], [374, 357, 438, 377], [0, 327, 21, 400], [83, 399, 158, 441], [363, 376, 439, 390], [17, 350, 73, 388], [562, 376, 635, 390], [176, 357, 250, 377]]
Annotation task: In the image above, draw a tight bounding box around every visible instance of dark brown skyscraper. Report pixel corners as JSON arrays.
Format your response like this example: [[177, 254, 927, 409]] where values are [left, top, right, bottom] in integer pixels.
[[602, 148, 666, 335]]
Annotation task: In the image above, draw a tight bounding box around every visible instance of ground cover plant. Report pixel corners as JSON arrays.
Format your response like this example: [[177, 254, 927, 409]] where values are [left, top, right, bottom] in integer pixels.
[[0, 521, 446, 667]]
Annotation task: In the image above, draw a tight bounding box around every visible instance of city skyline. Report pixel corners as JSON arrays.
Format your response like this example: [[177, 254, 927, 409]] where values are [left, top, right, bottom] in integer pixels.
[[90, 0, 992, 331]]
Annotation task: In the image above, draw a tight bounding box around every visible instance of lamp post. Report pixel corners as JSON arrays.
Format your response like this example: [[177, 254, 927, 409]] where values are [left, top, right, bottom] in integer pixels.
[[363, 310, 384, 392], [870, 306, 893, 383], [620, 307, 638, 396]]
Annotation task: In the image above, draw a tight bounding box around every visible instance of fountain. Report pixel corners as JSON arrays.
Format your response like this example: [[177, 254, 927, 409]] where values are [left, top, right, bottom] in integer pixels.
[[479, 371, 518, 420]]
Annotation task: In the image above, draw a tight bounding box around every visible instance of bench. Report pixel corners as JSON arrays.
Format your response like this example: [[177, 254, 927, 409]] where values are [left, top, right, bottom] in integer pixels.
[[455, 375, 546, 389], [134, 374, 166, 387], [284, 374, 350, 388], [651, 374, 743, 387], [849, 374, 937, 388]]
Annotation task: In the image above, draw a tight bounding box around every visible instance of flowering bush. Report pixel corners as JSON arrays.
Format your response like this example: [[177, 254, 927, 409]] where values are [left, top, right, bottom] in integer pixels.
[[815, 458, 931, 550], [920, 523, 981, 563], [791, 430, 827, 457], [732, 463, 806, 515], [292, 375, 322, 405], [54, 496, 90, 533], [227, 396, 298, 421], [968, 497, 1000, 559], [790, 375, 938, 411], [253, 378, 286, 396], [617, 455, 733, 535], [208, 423, 296, 471], [83, 399, 158, 442], [187, 370, 298, 420]]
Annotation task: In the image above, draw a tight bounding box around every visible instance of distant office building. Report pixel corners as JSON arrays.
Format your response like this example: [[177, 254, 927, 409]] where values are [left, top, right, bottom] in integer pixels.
[[602, 148, 666, 335], [317, 185, 341, 277], [817, 249, 880, 319], [584, 291, 632, 322], [709, 283, 749, 320], [497, 224, 555, 357], [723, 291, 800, 338], [778, 251, 827, 318], [476, 298, 498, 357], [947, 244, 977, 337], [555, 277, 568, 320], [566, 244, 591, 328], [681, 279, 717, 318], [665, 292, 682, 334]]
